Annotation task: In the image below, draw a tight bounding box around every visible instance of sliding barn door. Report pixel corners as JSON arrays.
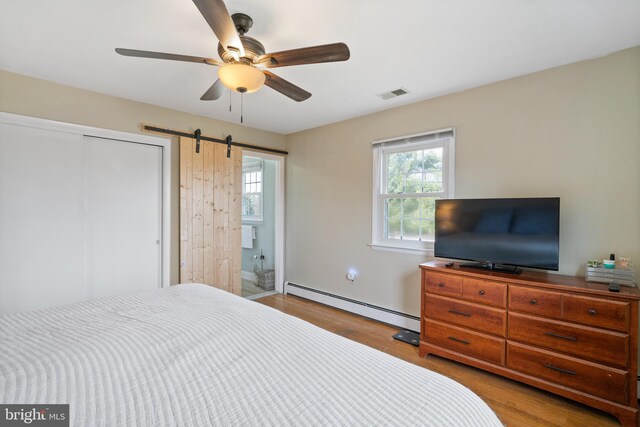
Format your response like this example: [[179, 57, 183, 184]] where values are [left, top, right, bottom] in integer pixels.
[[180, 136, 242, 294]]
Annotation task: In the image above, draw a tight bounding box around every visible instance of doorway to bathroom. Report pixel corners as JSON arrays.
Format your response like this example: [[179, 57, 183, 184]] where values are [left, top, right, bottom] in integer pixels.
[[241, 151, 284, 299]]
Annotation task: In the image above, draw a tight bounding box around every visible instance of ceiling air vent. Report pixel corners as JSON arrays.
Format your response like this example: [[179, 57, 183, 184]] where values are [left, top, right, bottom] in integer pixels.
[[377, 87, 410, 100]]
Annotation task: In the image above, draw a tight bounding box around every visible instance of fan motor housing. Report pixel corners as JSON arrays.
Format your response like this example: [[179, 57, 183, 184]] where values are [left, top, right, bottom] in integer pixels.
[[217, 13, 265, 63], [218, 36, 265, 63]]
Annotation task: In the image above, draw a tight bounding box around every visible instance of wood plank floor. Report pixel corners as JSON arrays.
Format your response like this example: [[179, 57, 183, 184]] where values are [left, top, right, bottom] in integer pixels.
[[256, 293, 622, 427]]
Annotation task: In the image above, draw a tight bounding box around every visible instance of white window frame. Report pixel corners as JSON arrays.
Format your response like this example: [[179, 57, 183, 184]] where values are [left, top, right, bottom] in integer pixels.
[[242, 161, 263, 222], [371, 128, 455, 254]]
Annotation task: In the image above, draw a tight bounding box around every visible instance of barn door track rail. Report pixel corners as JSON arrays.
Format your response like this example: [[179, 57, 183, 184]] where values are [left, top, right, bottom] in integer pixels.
[[142, 124, 288, 156]]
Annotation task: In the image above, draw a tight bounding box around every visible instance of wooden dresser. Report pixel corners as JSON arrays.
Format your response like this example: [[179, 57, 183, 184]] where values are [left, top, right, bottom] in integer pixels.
[[419, 261, 640, 426]]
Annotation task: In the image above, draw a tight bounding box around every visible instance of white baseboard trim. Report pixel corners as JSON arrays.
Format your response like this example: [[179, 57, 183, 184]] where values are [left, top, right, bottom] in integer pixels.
[[241, 270, 256, 281], [285, 282, 420, 332]]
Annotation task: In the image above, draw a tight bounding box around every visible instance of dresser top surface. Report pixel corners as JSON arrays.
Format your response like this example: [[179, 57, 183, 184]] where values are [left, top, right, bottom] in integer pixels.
[[420, 261, 640, 300]]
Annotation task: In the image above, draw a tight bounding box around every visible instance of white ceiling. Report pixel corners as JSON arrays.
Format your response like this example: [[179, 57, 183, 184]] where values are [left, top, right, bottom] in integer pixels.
[[2, 0, 639, 134]]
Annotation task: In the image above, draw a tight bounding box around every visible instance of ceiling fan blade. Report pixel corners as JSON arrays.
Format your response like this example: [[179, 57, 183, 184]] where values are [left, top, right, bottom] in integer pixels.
[[115, 48, 222, 66], [191, 0, 244, 58], [263, 71, 311, 102], [200, 79, 225, 101], [259, 43, 350, 68]]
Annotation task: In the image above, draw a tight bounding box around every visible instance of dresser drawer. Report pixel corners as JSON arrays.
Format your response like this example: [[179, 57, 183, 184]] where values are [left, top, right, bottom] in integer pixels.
[[425, 272, 462, 298], [508, 312, 629, 368], [507, 342, 628, 405], [509, 286, 562, 318], [562, 295, 630, 332], [423, 318, 505, 365], [462, 278, 507, 308], [425, 294, 506, 337]]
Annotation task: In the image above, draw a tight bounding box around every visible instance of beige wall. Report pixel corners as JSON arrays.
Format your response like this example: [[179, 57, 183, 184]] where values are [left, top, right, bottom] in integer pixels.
[[2, 47, 639, 315], [0, 70, 287, 285], [285, 46, 640, 317]]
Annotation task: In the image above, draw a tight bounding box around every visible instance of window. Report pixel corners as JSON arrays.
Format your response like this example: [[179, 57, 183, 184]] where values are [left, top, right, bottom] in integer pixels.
[[372, 129, 455, 252], [242, 161, 263, 221]]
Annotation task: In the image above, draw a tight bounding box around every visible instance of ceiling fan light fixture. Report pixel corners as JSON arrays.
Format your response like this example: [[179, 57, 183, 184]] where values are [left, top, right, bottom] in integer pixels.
[[218, 63, 265, 93]]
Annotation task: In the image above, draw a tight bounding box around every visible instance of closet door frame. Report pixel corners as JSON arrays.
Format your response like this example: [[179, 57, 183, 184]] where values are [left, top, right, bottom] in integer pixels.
[[0, 112, 172, 288]]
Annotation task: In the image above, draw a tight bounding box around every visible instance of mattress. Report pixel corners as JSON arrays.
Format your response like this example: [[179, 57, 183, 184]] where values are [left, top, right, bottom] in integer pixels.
[[0, 284, 502, 426]]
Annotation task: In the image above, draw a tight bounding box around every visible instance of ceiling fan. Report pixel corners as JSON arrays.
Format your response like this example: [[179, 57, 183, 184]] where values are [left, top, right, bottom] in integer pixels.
[[115, 0, 350, 103]]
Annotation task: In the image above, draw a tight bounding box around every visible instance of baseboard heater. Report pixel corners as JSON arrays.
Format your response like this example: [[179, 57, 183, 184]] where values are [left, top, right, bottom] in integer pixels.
[[285, 282, 420, 332]]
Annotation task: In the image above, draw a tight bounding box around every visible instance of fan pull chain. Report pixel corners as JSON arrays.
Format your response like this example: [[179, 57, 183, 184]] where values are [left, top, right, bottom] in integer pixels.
[[240, 92, 244, 124], [229, 90, 232, 112]]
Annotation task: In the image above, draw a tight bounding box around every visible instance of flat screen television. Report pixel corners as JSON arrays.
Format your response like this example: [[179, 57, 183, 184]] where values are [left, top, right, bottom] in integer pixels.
[[434, 198, 560, 273]]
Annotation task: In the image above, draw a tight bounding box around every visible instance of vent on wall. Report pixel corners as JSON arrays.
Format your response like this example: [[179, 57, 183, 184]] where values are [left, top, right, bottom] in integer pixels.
[[377, 87, 410, 100]]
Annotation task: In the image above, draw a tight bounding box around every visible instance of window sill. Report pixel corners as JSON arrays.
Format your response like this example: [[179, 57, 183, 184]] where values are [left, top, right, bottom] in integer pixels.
[[368, 243, 434, 256], [242, 218, 263, 224]]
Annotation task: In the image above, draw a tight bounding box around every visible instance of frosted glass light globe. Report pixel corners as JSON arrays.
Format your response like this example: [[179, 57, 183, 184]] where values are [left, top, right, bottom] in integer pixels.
[[218, 63, 265, 93]]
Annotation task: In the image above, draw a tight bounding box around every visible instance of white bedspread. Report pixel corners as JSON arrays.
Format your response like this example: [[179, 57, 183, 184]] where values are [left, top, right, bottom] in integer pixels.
[[0, 284, 502, 426]]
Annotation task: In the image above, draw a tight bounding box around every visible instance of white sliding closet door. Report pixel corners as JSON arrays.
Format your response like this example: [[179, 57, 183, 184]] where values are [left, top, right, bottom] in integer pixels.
[[0, 124, 86, 313], [0, 119, 165, 315], [85, 136, 162, 298]]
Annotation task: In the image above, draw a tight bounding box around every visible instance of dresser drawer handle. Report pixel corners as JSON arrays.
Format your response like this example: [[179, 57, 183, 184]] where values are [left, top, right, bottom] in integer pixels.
[[438, 283, 446, 288], [448, 309, 471, 317], [478, 290, 486, 295], [544, 331, 577, 342], [544, 363, 576, 376], [448, 336, 470, 345], [588, 308, 597, 316], [529, 299, 537, 305]]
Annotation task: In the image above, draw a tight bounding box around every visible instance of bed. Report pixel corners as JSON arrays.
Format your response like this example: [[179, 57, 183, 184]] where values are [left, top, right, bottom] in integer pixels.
[[0, 284, 502, 426]]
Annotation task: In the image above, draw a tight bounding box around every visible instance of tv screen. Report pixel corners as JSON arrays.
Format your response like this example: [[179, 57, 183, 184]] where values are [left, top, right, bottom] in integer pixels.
[[434, 198, 560, 271]]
